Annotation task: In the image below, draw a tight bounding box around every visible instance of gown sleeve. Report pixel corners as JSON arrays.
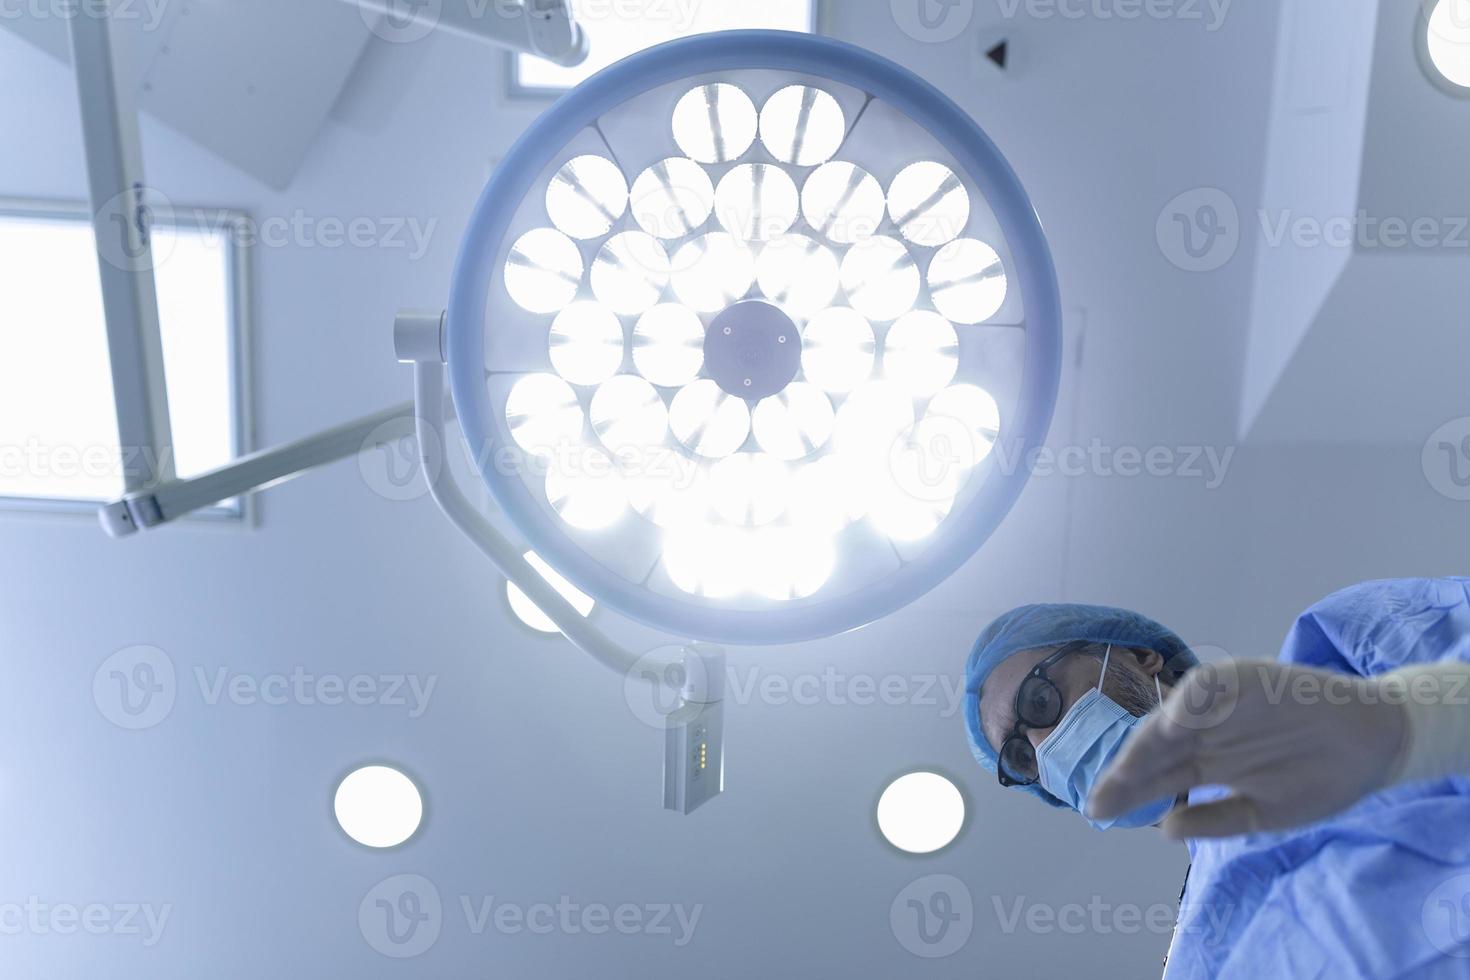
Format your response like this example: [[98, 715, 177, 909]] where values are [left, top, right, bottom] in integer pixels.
[[1275, 577, 1470, 676]]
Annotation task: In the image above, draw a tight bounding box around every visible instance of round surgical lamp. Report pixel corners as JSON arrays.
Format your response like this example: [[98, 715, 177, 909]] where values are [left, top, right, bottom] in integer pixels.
[[442, 31, 1061, 646]]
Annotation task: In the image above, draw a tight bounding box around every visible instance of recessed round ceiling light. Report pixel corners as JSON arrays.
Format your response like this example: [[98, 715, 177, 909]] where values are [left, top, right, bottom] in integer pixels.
[[876, 771, 966, 854], [455, 33, 1061, 644], [508, 551, 596, 634], [1424, 0, 1470, 91], [334, 764, 424, 849]]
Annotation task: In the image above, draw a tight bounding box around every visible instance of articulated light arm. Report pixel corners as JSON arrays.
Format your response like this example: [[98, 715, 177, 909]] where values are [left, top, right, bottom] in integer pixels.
[[346, 0, 589, 65], [400, 311, 724, 813], [98, 404, 416, 537], [409, 356, 641, 677]]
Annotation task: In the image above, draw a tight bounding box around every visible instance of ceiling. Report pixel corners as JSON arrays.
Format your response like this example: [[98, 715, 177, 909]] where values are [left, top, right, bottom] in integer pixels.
[[0, 1, 1466, 977]]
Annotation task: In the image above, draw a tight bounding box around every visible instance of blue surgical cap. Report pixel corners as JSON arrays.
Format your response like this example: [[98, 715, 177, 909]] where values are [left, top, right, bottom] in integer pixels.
[[963, 603, 1198, 809]]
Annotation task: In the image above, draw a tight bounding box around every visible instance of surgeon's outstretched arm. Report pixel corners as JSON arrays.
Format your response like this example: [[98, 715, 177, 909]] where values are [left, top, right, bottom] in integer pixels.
[[1086, 658, 1470, 839]]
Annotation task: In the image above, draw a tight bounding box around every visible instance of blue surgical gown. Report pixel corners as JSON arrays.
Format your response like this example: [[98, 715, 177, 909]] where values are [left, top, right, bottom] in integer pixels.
[[1166, 577, 1470, 979]]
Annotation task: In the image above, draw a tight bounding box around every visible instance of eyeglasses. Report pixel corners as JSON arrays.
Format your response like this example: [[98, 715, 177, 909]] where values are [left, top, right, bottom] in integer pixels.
[[997, 640, 1094, 787]]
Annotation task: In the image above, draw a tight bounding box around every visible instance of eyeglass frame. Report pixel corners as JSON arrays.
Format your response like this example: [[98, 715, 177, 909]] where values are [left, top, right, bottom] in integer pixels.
[[996, 640, 1099, 788]]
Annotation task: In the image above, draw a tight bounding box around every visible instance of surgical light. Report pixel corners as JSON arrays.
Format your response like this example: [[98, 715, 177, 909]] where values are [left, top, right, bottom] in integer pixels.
[[367, 31, 1058, 814], [444, 30, 1060, 647]]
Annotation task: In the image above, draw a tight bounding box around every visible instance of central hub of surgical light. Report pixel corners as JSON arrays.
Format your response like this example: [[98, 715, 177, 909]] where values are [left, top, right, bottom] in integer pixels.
[[705, 300, 800, 399]]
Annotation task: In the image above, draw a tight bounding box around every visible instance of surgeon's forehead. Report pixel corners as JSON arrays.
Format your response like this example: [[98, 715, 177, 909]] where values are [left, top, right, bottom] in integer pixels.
[[979, 645, 1060, 749]]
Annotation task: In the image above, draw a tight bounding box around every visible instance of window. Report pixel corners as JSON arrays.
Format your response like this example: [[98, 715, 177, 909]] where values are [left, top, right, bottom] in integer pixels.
[[510, 0, 817, 94], [0, 202, 248, 516]]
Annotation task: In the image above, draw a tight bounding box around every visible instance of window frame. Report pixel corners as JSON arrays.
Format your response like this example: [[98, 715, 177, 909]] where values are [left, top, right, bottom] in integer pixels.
[[503, 0, 825, 101], [0, 197, 255, 525]]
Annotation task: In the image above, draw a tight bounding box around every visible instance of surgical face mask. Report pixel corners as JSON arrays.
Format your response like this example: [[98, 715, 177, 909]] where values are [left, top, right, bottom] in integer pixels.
[[1035, 646, 1175, 831]]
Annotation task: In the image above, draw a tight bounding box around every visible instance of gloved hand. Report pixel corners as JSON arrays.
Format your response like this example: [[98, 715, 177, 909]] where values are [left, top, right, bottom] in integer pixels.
[[1086, 659, 1409, 839]]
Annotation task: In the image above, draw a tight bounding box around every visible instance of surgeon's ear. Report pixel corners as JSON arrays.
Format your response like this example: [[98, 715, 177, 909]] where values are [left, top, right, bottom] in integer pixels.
[[1129, 647, 1165, 677]]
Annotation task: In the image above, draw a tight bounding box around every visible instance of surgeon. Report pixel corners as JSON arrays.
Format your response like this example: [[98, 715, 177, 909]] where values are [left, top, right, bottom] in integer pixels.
[[964, 577, 1470, 978]]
